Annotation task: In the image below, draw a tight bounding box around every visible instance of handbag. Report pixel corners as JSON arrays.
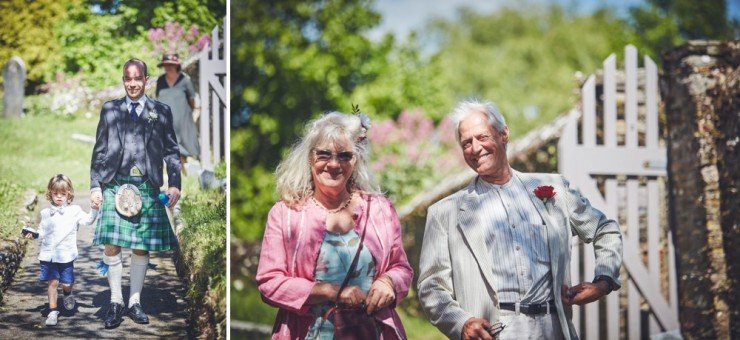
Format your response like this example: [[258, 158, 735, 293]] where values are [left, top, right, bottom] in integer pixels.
[[320, 196, 379, 340]]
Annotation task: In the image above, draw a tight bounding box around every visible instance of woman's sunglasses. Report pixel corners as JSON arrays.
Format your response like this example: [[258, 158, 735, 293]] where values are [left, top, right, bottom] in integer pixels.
[[313, 149, 355, 163]]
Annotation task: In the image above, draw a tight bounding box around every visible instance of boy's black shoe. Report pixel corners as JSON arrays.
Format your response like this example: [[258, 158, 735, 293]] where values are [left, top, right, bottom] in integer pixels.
[[104, 302, 125, 329], [127, 303, 149, 324]]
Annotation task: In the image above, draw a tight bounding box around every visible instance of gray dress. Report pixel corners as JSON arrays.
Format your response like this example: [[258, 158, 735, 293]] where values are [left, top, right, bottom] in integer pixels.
[[156, 73, 200, 158]]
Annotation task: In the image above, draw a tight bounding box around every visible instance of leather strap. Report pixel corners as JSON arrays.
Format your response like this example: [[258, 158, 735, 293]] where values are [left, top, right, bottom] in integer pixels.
[[499, 301, 556, 315], [334, 195, 371, 303]]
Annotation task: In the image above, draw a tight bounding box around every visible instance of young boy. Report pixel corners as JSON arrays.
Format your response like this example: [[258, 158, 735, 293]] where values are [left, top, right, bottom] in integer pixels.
[[24, 174, 98, 326]]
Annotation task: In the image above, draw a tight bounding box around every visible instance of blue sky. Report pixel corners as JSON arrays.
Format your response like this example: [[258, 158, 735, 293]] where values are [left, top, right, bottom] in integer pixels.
[[368, 0, 740, 40]]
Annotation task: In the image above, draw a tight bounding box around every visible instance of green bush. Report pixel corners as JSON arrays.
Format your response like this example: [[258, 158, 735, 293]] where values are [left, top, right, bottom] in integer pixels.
[[214, 161, 226, 180], [0, 180, 22, 240], [179, 186, 226, 338], [230, 275, 277, 325]]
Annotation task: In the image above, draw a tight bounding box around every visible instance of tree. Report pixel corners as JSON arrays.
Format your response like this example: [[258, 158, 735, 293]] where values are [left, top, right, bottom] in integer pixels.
[[422, 5, 638, 137], [230, 0, 388, 240], [87, 0, 226, 35], [0, 0, 66, 89], [350, 33, 452, 121], [628, 0, 733, 59], [51, 0, 155, 89]]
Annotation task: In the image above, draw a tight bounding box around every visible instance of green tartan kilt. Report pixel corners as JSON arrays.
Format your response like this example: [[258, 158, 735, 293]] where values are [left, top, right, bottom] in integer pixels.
[[93, 175, 178, 251]]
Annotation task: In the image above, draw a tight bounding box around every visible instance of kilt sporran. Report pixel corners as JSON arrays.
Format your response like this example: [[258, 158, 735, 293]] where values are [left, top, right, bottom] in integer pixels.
[[93, 175, 178, 251], [115, 183, 143, 217]]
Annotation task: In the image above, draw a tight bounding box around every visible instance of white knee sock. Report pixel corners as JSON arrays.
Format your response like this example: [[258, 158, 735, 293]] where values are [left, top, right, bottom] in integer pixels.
[[129, 253, 150, 306], [104, 254, 123, 304]]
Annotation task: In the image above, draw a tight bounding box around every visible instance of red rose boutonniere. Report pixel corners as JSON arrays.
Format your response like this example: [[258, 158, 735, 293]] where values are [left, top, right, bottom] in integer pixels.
[[534, 185, 556, 203]]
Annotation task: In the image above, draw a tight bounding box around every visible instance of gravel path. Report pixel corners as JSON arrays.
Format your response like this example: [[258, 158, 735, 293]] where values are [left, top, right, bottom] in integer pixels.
[[0, 193, 188, 338]]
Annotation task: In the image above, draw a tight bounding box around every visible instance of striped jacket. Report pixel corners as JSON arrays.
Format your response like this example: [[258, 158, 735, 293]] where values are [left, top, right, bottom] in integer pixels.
[[417, 170, 622, 339]]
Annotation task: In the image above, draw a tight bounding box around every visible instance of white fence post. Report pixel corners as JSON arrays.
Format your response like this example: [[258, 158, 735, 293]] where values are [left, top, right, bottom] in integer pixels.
[[558, 45, 679, 339], [199, 18, 227, 171]]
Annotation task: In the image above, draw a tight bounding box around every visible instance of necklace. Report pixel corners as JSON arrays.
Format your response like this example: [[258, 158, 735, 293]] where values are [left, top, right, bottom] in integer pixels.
[[312, 193, 353, 214]]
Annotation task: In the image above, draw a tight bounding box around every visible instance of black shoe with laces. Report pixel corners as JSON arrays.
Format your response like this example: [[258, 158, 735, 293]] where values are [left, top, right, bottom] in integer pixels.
[[127, 303, 150, 324], [104, 302, 125, 329]]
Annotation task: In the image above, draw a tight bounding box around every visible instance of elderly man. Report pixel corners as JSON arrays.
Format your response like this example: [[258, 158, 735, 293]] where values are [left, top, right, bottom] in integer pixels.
[[90, 58, 181, 329], [417, 99, 622, 339]]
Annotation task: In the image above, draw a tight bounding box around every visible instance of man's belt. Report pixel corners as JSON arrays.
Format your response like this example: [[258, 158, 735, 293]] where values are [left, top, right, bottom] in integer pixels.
[[499, 301, 556, 315]]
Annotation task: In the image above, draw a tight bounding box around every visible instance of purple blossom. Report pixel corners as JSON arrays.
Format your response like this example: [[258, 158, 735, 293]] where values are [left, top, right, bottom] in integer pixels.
[[369, 120, 395, 145], [147, 21, 211, 58], [369, 108, 469, 202]]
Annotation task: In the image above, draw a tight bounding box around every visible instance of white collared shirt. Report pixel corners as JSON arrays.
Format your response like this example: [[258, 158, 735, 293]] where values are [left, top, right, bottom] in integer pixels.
[[476, 175, 553, 305], [37, 204, 98, 263], [125, 95, 149, 116]]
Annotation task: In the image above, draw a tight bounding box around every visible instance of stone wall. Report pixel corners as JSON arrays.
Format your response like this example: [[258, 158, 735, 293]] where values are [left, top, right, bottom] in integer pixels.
[[662, 40, 739, 339]]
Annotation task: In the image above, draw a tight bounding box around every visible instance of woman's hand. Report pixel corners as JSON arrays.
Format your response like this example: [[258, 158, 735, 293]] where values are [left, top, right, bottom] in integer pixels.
[[307, 282, 339, 305], [365, 275, 395, 314], [338, 285, 367, 309]]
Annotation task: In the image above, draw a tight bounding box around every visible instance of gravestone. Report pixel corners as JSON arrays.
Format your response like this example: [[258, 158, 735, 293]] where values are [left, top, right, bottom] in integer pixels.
[[2, 56, 26, 118]]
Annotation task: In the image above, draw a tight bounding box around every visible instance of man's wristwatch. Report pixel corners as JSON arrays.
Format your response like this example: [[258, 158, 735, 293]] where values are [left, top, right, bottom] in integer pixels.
[[593, 275, 617, 294]]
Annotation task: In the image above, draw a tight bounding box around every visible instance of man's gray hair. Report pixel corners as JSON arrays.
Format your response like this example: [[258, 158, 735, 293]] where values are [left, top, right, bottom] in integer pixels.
[[275, 112, 381, 204], [449, 99, 507, 143]]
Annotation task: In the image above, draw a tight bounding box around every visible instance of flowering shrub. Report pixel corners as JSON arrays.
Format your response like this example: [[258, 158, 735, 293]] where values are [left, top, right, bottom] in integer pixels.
[[147, 22, 211, 58], [30, 73, 97, 118], [369, 109, 467, 204]]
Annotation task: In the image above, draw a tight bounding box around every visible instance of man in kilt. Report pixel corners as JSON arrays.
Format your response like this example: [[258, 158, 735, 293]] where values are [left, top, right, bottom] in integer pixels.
[[90, 58, 181, 329]]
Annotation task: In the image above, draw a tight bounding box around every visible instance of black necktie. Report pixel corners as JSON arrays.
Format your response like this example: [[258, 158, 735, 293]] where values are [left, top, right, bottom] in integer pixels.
[[130, 102, 139, 121]]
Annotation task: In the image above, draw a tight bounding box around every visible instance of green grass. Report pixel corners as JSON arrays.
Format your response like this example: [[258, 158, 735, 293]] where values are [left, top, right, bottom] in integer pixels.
[[179, 177, 227, 338], [0, 114, 96, 239], [398, 309, 447, 340], [230, 276, 278, 325], [0, 115, 98, 191], [0, 179, 23, 239]]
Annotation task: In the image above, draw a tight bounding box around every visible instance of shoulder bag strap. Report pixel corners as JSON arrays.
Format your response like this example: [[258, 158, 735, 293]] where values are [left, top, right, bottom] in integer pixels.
[[334, 195, 371, 302]]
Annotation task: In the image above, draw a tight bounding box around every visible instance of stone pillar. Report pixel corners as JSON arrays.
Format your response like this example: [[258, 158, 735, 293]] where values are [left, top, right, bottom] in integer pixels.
[[2, 56, 26, 118], [662, 41, 739, 339]]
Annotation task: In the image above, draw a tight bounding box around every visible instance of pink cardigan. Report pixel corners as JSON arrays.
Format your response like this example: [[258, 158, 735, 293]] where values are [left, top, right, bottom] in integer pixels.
[[256, 193, 414, 339]]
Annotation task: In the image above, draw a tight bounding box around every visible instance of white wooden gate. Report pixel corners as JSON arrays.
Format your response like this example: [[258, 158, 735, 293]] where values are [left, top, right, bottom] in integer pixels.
[[558, 45, 679, 339], [199, 18, 227, 170]]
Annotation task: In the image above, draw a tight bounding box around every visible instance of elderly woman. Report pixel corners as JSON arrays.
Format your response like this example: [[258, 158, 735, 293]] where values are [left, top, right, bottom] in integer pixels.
[[256, 112, 413, 339]]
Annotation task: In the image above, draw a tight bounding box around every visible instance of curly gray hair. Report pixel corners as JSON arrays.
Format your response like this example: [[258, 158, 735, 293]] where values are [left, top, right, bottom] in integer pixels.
[[275, 112, 380, 204]]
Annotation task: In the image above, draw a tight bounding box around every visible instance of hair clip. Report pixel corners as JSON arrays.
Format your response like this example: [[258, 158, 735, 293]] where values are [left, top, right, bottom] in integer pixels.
[[351, 104, 371, 143]]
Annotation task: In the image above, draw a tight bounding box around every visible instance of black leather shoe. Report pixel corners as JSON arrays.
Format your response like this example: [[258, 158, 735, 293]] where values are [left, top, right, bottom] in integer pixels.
[[127, 303, 150, 324], [104, 302, 125, 329]]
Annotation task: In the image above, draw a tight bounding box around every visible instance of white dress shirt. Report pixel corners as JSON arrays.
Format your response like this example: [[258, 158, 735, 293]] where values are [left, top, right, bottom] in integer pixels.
[[477, 175, 553, 305], [125, 95, 149, 116], [38, 204, 98, 263]]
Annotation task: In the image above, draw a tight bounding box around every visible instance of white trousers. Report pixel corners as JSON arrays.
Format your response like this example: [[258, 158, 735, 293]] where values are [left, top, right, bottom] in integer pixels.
[[496, 309, 564, 340]]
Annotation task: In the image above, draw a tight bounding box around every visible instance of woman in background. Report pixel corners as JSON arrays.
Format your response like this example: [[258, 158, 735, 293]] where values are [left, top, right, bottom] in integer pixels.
[[155, 53, 200, 170]]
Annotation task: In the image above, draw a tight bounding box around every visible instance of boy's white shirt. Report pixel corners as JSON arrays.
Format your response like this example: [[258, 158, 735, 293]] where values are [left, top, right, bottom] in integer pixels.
[[38, 204, 98, 263]]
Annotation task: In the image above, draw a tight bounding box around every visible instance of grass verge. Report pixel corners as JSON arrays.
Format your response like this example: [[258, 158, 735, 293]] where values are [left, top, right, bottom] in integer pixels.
[[0, 115, 98, 191], [178, 177, 227, 339], [0, 180, 23, 240]]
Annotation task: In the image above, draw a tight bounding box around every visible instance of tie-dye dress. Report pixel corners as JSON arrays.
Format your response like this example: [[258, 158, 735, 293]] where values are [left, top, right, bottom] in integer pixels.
[[306, 229, 377, 339]]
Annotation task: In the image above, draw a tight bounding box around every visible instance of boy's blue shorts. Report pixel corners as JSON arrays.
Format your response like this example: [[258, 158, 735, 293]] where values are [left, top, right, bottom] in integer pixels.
[[39, 261, 75, 284]]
